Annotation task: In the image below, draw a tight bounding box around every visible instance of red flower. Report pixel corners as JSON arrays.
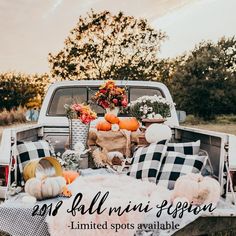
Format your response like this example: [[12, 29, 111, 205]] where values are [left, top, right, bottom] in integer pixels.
[[112, 98, 118, 105], [121, 99, 128, 107], [100, 89, 106, 94], [101, 100, 109, 108], [71, 104, 82, 112]]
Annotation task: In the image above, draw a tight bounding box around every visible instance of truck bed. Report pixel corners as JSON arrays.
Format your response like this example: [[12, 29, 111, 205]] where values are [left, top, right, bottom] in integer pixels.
[[0, 123, 235, 205]]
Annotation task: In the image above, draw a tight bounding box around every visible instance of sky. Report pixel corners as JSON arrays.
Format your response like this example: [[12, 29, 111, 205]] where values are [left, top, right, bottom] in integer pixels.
[[0, 0, 235, 73], [155, 0, 236, 57]]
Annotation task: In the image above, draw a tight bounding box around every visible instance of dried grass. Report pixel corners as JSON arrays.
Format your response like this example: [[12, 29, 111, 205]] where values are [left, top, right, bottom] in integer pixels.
[[0, 107, 26, 126]]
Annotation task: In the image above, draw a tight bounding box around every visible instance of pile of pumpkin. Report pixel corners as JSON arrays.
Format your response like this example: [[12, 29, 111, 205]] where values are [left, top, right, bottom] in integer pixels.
[[23, 157, 79, 200], [96, 113, 140, 132]]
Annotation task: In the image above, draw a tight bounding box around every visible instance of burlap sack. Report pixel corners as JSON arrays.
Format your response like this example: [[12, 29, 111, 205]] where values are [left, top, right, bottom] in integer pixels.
[[88, 129, 140, 157]]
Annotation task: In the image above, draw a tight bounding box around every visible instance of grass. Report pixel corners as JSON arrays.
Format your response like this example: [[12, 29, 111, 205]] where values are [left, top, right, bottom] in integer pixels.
[[185, 123, 236, 135], [182, 114, 236, 135]]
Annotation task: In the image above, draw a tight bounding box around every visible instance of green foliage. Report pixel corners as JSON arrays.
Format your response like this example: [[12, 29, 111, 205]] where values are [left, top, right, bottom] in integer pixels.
[[0, 72, 49, 110], [171, 37, 236, 119], [49, 10, 167, 81]]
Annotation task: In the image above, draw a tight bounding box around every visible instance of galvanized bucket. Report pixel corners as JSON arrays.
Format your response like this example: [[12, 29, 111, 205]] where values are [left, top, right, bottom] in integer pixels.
[[23, 157, 63, 181], [69, 119, 90, 150]]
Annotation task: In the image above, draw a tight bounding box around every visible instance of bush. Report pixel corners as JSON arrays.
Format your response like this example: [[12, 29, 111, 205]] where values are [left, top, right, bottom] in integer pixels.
[[171, 37, 236, 120], [0, 107, 27, 126], [0, 72, 49, 111], [214, 115, 236, 124], [184, 115, 204, 125], [183, 114, 236, 125]]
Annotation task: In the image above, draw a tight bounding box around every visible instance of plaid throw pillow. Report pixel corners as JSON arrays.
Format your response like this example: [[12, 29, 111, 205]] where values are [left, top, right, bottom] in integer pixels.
[[156, 151, 207, 189], [167, 140, 200, 155], [15, 140, 52, 185], [127, 140, 168, 183]]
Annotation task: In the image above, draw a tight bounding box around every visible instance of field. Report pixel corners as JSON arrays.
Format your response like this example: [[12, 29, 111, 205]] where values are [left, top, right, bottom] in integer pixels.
[[185, 124, 236, 135], [181, 114, 236, 135]]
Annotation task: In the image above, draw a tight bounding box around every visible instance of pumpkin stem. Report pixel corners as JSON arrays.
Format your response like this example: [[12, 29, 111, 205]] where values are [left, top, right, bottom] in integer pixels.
[[61, 186, 72, 198]]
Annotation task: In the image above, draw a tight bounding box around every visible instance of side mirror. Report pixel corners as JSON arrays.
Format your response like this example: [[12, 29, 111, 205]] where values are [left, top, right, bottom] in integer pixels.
[[176, 110, 186, 123]]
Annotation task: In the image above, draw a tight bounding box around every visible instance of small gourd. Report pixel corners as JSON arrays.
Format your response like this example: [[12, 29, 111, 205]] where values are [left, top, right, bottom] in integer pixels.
[[25, 176, 66, 200], [119, 117, 139, 131], [111, 124, 120, 132], [96, 120, 111, 131], [62, 170, 79, 184], [104, 113, 120, 124]]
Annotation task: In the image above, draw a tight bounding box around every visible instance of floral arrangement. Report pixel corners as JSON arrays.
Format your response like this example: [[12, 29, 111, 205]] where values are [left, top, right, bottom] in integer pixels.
[[57, 151, 81, 171], [129, 95, 175, 121], [56, 142, 90, 171], [93, 80, 128, 109], [64, 103, 97, 124]]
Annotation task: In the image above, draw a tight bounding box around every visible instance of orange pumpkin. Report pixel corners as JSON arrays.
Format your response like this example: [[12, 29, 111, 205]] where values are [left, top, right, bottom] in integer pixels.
[[96, 120, 112, 131], [119, 118, 139, 131], [62, 171, 79, 184], [104, 113, 120, 124]]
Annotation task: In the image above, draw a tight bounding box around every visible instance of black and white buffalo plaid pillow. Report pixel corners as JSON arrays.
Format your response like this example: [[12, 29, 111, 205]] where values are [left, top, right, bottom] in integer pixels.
[[156, 151, 207, 189], [16, 140, 52, 183], [127, 140, 168, 183], [167, 140, 200, 155]]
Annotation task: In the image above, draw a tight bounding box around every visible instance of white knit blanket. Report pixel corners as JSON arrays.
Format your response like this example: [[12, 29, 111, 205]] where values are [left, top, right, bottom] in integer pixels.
[[46, 174, 200, 236]]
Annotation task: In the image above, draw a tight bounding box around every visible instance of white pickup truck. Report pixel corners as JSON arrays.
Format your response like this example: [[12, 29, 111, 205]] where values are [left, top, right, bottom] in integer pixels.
[[0, 80, 236, 234]]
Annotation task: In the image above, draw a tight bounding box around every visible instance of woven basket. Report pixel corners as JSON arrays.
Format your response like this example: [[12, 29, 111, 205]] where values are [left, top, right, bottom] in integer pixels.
[[23, 157, 63, 181], [69, 119, 90, 150]]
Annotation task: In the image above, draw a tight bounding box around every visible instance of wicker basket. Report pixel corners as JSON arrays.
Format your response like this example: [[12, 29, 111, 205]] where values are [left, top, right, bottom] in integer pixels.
[[23, 157, 63, 181], [69, 119, 90, 150]]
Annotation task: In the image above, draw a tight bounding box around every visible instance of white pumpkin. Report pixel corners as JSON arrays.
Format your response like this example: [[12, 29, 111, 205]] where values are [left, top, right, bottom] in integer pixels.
[[171, 174, 202, 204], [25, 176, 66, 200], [197, 176, 221, 205], [171, 173, 221, 205], [145, 124, 172, 143], [25, 178, 42, 200], [172, 197, 190, 207]]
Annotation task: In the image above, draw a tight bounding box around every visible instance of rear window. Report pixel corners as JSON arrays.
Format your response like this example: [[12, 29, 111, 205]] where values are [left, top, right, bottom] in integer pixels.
[[129, 87, 163, 101], [47, 86, 164, 116], [48, 87, 87, 115]]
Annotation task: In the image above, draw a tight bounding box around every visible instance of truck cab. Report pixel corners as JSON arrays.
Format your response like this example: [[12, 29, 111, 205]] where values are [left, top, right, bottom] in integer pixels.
[[38, 80, 179, 126]]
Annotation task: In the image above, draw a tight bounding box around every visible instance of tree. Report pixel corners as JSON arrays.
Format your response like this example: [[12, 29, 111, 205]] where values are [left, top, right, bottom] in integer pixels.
[[171, 37, 236, 119], [49, 10, 166, 81], [0, 72, 49, 110]]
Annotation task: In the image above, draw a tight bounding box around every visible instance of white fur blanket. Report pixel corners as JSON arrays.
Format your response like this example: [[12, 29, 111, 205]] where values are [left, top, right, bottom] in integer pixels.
[[47, 174, 171, 236]]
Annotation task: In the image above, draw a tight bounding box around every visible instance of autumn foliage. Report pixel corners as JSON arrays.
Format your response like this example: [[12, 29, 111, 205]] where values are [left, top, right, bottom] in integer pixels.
[[0, 72, 49, 111], [48, 10, 166, 81]]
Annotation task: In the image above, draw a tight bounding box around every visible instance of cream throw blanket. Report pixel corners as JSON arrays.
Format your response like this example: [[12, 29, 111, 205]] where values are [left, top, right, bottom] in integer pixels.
[[46, 174, 171, 236]]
